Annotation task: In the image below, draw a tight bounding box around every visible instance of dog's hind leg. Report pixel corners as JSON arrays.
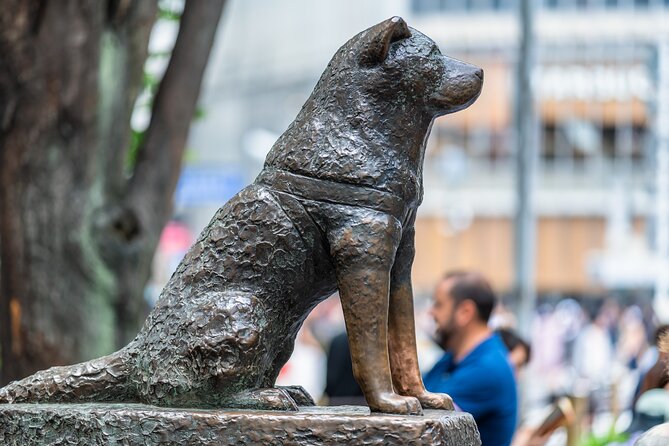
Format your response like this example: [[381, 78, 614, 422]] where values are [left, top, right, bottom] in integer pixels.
[[388, 213, 454, 410], [0, 348, 133, 404], [260, 341, 316, 406], [327, 208, 422, 415]]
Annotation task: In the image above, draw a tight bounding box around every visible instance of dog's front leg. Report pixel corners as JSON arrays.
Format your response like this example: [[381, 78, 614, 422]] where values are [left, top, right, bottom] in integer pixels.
[[388, 216, 455, 411], [329, 211, 421, 415]]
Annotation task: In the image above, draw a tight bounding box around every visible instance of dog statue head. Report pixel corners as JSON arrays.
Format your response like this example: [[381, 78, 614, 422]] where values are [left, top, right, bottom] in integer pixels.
[[320, 16, 483, 118]]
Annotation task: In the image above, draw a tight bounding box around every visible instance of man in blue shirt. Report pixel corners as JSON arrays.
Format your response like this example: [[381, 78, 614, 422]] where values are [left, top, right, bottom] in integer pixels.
[[423, 271, 518, 446]]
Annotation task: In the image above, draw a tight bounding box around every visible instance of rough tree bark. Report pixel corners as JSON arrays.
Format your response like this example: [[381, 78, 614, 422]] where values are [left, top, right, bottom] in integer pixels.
[[0, 0, 226, 385]]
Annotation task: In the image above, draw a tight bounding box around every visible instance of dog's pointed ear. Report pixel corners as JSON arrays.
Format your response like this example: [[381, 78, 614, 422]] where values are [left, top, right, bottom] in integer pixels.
[[359, 16, 411, 67]]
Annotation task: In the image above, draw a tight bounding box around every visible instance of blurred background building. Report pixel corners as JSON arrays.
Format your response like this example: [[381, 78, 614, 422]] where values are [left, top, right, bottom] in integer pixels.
[[178, 0, 668, 301]]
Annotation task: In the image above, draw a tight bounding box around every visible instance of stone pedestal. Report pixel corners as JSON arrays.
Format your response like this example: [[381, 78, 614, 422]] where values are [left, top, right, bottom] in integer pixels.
[[0, 403, 481, 445]]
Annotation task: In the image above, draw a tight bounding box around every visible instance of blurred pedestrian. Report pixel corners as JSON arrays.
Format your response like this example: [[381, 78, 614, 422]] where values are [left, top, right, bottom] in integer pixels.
[[571, 300, 615, 414], [624, 325, 669, 436], [632, 325, 669, 406], [625, 329, 669, 444], [496, 327, 532, 372], [423, 271, 517, 446], [323, 331, 366, 406]]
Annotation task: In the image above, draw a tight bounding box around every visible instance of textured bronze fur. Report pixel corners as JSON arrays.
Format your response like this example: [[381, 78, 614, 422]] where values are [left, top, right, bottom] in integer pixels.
[[0, 17, 482, 414]]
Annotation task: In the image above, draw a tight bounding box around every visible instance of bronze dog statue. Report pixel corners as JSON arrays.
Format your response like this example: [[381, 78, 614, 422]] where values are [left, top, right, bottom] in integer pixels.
[[0, 17, 482, 415]]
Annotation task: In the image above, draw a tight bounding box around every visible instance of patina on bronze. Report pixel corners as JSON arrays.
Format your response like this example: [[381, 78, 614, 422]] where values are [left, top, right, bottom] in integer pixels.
[[0, 17, 483, 415]]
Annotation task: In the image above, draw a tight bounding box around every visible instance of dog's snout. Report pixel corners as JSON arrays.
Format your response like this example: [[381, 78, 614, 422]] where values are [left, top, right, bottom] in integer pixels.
[[474, 68, 483, 80]]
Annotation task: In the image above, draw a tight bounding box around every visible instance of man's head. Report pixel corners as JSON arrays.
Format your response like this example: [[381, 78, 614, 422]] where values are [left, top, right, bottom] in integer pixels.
[[429, 271, 496, 352]]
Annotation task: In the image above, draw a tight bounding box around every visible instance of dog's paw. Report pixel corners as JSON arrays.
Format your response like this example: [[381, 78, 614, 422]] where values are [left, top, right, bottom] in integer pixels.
[[368, 392, 423, 415], [414, 391, 454, 411], [224, 388, 299, 411], [276, 385, 315, 406], [253, 388, 299, 411]]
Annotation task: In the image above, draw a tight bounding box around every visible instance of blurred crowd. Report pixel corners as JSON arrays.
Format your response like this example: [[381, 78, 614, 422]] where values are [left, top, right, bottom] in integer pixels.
[[275, 286, 669, 445]]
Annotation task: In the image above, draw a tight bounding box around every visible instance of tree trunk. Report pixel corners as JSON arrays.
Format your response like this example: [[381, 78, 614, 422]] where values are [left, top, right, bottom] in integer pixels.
[[0, 0, 225, 385]]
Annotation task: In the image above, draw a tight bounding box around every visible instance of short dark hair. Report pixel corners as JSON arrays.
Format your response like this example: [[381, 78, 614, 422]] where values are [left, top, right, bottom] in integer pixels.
[[654, 324, 669, 347], [495, 327, 532, 363], [443, 270, 496, 323]]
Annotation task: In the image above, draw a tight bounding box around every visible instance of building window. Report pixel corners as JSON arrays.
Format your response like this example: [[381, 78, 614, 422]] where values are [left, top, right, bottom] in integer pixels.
[[543, 0, 657, 7], [411, 0, 664, 12], [411, 0, 516, 13]]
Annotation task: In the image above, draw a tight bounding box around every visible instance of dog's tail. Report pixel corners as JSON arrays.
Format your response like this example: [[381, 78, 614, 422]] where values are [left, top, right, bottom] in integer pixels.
[[0, 349, 135, 404]]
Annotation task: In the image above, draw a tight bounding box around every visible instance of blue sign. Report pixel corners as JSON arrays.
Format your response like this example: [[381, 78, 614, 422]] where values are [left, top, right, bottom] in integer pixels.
[[175, 165, 246, 207]]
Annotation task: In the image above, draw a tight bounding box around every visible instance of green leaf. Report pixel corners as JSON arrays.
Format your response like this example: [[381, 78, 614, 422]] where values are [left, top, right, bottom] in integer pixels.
[[126, 128, 145, 172]]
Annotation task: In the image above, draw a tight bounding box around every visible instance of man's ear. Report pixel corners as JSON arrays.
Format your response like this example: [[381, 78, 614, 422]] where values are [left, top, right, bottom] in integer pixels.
[[456, 299, 478, 325], [359, 16, 411, 67]]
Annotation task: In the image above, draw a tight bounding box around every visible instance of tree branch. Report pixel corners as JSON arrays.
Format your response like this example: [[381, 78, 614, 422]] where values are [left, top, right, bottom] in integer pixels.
[[98, 0, 156, 199], [127, 0, 226, 230]]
